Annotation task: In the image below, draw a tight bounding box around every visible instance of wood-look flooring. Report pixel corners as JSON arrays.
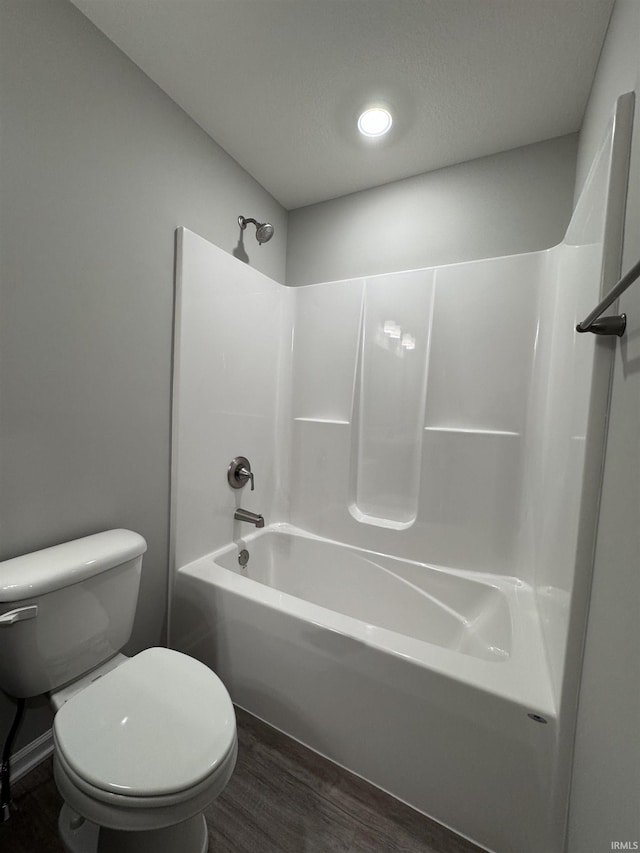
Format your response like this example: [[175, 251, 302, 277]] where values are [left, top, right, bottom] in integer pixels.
[[6, 707, 486, 853]]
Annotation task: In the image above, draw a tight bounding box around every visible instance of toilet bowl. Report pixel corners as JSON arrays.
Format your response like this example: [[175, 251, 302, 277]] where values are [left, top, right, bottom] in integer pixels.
[[0, 530, 237, 853]]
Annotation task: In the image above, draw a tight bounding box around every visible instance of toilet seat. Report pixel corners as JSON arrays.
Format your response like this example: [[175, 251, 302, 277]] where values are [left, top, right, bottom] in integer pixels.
[[54, 647, 235, 796], [52, 647, 237, 831], [53, 735, 237, 832]]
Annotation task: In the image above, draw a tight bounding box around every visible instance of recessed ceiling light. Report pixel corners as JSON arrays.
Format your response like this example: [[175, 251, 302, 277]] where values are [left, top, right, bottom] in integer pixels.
[[357, 107, 392, 138]]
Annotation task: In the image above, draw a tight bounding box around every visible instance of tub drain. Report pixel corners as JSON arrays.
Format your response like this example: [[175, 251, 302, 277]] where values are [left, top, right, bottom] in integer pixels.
[[238, 549, 249, 567]]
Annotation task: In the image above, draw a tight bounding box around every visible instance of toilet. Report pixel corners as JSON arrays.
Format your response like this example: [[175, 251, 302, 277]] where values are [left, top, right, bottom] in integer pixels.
[[0, 529, 237, 853]]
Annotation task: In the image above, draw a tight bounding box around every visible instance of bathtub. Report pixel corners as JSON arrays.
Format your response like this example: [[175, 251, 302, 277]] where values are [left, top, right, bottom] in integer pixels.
[[171, 523, 563, 853]]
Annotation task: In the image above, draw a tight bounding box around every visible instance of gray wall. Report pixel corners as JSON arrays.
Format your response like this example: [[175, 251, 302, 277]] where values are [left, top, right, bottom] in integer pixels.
[[567, 1, 640, 850], [286, 134, 577, 286], [0, 0, 286, 751], [574, 0, 639, 199]]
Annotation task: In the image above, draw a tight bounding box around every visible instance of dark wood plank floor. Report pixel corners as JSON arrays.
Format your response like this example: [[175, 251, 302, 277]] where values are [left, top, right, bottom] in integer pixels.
[[6, 707, 486, 853]]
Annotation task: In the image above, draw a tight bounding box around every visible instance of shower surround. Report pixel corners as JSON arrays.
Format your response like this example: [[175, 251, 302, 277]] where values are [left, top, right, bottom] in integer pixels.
[[170, 96, 633, 853]]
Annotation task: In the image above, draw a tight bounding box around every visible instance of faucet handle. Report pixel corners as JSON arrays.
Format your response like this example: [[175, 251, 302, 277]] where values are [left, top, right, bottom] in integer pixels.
[[239, 467, 254, 491], [228, 456, 255, 491]]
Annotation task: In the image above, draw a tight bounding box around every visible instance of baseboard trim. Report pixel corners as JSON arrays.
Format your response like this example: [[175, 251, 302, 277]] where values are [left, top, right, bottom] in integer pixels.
[[10, 729, 54, 783]]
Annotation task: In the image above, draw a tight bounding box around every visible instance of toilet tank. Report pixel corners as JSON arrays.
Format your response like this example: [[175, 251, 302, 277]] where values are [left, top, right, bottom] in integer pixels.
[[0, 529, 146, 698]]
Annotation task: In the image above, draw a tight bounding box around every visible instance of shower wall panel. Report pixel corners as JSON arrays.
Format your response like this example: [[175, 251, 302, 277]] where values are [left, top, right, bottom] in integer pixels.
[[175, 229, 541, 578], [291, 279, 363, 424], [418, 428, 522, 572], [172, 228, 290, 570], [426, 255, 541, 433], [521, 243, 598, 702], [175, 226, 597, 588], [288, 254, 540, 575], [520, 95, 632, 705]]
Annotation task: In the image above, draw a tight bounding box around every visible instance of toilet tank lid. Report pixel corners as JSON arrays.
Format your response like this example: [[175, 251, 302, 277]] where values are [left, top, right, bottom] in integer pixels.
[[0, 529, 147, 603]]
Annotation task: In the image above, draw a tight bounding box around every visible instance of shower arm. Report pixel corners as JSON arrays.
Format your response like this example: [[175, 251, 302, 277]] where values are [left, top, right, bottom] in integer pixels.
[[237, 215, 274, 245], [576, 256, 640, 337]]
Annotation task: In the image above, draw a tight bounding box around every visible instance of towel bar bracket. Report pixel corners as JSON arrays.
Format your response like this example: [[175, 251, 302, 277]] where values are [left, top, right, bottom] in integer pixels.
[[576, 256, 640, 338], [576, 313, 626, 337]]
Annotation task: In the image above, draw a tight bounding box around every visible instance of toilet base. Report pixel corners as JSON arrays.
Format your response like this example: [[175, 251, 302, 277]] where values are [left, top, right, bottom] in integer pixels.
[[58, 803, 209, 853]]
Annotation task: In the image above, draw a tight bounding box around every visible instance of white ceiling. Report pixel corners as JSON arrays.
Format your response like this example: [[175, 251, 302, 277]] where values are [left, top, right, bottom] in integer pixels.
[[70, 0, 614, 211]]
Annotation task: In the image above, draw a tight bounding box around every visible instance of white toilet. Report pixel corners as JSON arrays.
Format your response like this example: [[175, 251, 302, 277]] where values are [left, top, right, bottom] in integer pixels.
[[0, 529, 237, 853]]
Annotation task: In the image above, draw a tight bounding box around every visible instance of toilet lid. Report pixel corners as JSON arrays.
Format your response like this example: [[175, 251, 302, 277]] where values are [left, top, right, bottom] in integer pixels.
[[53, 648, 236, 797]]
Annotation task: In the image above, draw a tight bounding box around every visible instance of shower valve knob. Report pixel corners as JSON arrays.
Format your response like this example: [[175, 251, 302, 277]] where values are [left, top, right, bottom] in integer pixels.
[[228, 456, 255, 491]]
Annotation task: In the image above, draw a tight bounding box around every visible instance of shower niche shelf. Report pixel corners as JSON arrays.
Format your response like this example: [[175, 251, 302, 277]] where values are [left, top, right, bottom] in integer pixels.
[[348, 503, 415, 531]]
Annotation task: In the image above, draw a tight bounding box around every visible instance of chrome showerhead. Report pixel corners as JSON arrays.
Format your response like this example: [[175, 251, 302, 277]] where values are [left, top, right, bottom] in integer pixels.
[[238, 215, 274, 245], [255, 222, 274, 244]]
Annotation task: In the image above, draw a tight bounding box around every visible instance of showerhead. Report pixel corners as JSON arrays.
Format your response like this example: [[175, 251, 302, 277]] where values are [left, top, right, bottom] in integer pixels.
[[255, 222, 274, 244], [238, 215, 274, 245]]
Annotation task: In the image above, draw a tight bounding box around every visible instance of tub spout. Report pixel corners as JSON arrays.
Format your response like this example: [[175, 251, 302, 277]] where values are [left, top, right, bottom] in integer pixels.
[[234, 508, 265, 528]]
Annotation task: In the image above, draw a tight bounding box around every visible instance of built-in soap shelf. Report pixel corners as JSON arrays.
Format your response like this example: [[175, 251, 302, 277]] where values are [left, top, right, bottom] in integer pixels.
[[424, 426, 520, 437], [348, 503, 415, 531], [294, 417, 350, 425]]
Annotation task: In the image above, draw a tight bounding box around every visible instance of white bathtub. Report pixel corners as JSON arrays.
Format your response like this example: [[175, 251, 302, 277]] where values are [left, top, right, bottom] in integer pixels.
[[171, 524, 563, 853]]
